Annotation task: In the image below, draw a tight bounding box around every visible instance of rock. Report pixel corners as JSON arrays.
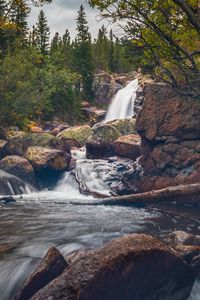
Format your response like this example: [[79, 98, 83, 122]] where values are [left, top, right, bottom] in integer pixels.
[[43, 121, 70, 132], [2, 132, 70, 157], [0, 140, 7, 159], [107, 118, 136, 135], [0, 127, 26, 140], [165, 231, 200, 275], [86, 142, 115, 159], [135, 82, 200, 192], [93, 72, 117, 106], [81, 106, 106, 125], [86, 124, 121, 159], [137, 82, 200, 142], [31, 234, 194, 300], [17, 247, 68, 300], [25, 146, 70, 173], [28, 126, 43, 133], [0, 155, 36, 186], [57, 125, 92, 147], [91, 124, 121, 144], [81, 101, 90, 108], [0, 170, 32, 195], [114, 134, 141, 159]]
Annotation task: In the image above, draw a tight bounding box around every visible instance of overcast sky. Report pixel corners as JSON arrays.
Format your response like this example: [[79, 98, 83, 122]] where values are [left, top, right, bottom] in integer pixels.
[[29, 0, 112, 39]]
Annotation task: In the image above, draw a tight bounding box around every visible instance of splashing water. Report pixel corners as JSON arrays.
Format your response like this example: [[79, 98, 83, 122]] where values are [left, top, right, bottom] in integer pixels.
[[105, 79, 139, 122]]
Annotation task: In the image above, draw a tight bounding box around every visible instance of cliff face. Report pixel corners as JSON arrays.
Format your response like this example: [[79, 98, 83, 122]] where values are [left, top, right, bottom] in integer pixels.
[[136, 82, 200, 192]]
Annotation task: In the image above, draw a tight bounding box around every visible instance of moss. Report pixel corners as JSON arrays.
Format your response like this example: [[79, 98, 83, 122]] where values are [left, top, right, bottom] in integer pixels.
[[58, 125, 92, 146]]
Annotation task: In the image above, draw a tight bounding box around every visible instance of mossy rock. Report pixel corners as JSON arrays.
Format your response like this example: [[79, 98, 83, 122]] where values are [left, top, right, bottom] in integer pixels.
[[107, 118, 136, 135], [57, 125, 92, 147], [90, 124, 121, 144], [2, 133, 70, 157]]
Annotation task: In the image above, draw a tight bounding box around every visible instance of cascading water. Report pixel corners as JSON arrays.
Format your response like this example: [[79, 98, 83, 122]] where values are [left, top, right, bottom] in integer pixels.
[[104, 79, 139, 122]]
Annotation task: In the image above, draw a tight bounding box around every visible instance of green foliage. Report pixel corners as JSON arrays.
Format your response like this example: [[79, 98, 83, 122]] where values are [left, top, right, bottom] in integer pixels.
[[72, 5, 94, 100], [88, 0, 200, 85], [35, 9, 50, 57]]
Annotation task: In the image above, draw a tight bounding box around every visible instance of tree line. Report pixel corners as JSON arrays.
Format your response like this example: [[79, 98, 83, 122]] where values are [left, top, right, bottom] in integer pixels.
[[0, 0, 133, 128]]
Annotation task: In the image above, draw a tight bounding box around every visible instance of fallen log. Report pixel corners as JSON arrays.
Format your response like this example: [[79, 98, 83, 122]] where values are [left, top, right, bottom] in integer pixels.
[[73, 183, 200, 206], [99, 183, 200, 205]]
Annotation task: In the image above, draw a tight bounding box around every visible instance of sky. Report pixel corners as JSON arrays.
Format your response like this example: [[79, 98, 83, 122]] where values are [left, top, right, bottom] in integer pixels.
[[29, 0, 111, 39]]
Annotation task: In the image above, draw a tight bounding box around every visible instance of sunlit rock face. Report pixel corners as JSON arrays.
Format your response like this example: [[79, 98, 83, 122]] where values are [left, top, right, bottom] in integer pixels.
[[136, 82, 200, 192]]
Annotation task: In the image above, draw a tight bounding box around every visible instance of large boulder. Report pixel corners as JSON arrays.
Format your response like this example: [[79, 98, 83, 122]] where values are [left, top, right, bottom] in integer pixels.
[[31, 234, 194, 300], [0, 140, 7, 159], [17, 247, 68, 300], [2, 132, 70, 157], [114, 134, 141, 159], [25, 146, 70, 172], [0, 126, 26, 140], [86, 124, 121, 159], [107, 118, 136, 135], [165, 231, 200, 275], [135, 82, 200, 192], [0, 155, 36, 186], [0, 170, 32, 195], [57, 125, 92, 147]]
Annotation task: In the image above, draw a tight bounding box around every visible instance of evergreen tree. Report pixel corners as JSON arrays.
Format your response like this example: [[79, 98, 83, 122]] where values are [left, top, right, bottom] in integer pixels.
[[73, 5, 94, 100], [50, 32, 60, 54], [35, 10, 50, 57], [0, 0, 8, 57], [93, 25, 108, 70], [10, 0, 29, 42], [62, 29, 71, 67], [108, 29, 115, 72]]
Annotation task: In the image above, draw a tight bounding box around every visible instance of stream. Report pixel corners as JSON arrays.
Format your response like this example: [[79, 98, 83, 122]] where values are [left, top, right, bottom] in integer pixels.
[[0, 150, 200, 299]]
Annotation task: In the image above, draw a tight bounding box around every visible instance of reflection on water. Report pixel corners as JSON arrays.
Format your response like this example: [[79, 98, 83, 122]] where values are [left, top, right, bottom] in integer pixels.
[[0, 194, 200, 299]]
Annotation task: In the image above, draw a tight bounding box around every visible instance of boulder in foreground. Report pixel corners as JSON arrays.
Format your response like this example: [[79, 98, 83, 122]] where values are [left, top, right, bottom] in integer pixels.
[[114, 134, 141, 159], [17, 247, 68, 300], [31, 234, 194, 300]]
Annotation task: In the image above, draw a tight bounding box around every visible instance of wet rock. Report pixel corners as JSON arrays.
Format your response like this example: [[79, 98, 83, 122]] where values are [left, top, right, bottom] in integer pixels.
[[17, 247, 68, 300], [107, 118, 136, 135], [86, 142, 115, 159], [2, 133, 70, 157], [0, 140, 7, 159], [135, 82, 200, 192], [31, 234, 194, 300], [114, 134, 141, 159], [0, 170, 32, 195], [165, 231, 200, 275], [25, 146, 70, 173], [91, 124, 121, 144], [0, 155, 36, 186], [57, 125, 92, 147]]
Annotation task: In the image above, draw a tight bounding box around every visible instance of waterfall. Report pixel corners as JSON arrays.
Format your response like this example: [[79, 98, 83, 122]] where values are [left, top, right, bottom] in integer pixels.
[[104, 79, 139, 122]]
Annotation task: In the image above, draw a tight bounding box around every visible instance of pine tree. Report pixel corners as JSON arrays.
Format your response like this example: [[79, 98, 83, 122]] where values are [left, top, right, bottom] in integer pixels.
[[0, 0, 8, 57], [62, 29, 71, 67], [108, 29, 115, 72], [35, 10, 50, 57], [94, 25, 108, 70], [10, 0, 29, 42], [50, 32, 60, 54], [73, 5, 94, 100]]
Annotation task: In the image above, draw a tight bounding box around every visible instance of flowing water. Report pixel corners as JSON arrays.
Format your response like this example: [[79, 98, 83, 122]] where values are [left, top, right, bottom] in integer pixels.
[[0, 150, 200, 299], [104, 79, 139, 122]]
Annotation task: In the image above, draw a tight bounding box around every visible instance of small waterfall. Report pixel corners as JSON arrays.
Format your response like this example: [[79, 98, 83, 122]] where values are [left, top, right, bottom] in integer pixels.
[[105, 79, 139, 122]]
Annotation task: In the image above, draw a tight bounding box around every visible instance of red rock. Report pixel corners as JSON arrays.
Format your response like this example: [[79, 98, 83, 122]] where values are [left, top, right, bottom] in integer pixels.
[[114, 134, 141, 160], [31, 234, 194, 300], [17, 247, 68, 300]]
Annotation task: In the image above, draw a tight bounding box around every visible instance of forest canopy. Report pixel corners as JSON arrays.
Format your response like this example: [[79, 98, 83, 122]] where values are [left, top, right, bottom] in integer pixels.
[[89, 0, 200, 87]]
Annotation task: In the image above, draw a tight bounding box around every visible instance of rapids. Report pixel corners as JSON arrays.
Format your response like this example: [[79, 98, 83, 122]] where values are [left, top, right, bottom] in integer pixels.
[[0, 150, 199, 299]]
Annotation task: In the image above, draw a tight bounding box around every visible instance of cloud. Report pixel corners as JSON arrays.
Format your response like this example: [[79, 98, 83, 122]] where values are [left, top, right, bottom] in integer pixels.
[[28, 0, 108, 39]]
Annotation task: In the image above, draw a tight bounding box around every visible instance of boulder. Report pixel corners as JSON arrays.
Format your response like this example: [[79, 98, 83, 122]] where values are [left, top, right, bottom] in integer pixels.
[[91, 124, 121, 144], [2, 132, 70, 157], [0, 140, 7, 159], [135, 82, 200, 192], [114, 134, 141, 159], [17, 247, 68, 300], [0, 170, 32, 195], [0, 155, 36, 186], [0, 127, 26, 140], [107, 118, 136, 135], [137, 83, 200, 142], [31, 234, 194, 300], [57, 125, 92, 147], [81, 106, 106, 125], [86, 124, 121, 159], [165, 231, 200, 275], [25, 146, 70, 173]]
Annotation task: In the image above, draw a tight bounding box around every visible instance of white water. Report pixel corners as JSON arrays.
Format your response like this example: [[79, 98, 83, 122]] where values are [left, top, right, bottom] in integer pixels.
[[105, 79, 139, 122]]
